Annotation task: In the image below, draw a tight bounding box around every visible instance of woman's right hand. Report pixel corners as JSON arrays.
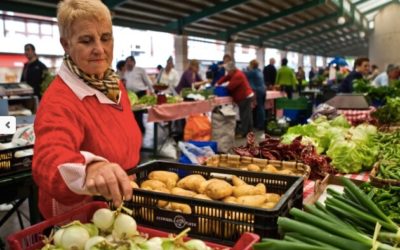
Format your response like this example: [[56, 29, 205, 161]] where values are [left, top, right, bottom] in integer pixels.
[[85, 161, 132, 207]]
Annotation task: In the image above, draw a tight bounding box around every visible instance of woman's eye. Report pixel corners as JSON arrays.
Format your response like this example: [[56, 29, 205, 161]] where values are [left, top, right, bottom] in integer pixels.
[[101, 34, 112, 42]]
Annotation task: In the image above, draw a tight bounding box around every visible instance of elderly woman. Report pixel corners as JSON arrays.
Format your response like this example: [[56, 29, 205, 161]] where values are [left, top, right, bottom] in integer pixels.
[[217, 62, 254, 138], [245, 59, 266, 131], [175, 59, 209, 94], [32, 0, 141, 219]]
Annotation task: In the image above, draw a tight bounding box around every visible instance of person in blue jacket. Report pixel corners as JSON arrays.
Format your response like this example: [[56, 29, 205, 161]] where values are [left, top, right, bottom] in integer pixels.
[[207, 54, 232, 85], [245, 59, 266, 130]]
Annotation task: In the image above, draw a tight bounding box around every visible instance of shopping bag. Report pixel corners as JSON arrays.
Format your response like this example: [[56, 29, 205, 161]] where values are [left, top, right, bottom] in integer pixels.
[[211, 105, 236, 153], [178, 141, 215, 164], [184, 114, 211, 141]]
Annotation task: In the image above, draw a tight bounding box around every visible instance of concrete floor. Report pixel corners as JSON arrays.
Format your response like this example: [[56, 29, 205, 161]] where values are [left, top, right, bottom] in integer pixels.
[[0, 130, 263, 249]]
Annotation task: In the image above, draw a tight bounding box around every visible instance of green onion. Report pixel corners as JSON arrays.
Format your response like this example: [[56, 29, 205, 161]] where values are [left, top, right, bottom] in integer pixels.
[[277, 217, 371, 250], [253, 239, 339, 250]]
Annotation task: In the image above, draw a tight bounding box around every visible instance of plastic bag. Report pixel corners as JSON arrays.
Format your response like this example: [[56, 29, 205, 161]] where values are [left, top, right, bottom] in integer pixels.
[[178, 141, 215, 164], [184, 114, 211, 141]]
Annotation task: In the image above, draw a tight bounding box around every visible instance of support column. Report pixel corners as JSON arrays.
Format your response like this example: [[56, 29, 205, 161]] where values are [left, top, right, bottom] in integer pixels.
[[174, 35, 188, 76], [310, 55, 317, 68], [297, 53, 304, 67], [280, 50, 287, 59], [225, 42, 235, 61], [369, 3, 400, 70], [256, 47, 265, 67], [322, 57, 327, 67]]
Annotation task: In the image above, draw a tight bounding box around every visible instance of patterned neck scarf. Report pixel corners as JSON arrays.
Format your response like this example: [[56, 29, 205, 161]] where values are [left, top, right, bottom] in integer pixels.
[[64, 55, 120, 103]]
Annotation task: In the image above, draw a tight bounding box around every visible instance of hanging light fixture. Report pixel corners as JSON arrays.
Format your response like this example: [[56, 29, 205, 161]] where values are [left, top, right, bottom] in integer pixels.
[[337, 16, 346, 25], [359, 31, 366, 38]]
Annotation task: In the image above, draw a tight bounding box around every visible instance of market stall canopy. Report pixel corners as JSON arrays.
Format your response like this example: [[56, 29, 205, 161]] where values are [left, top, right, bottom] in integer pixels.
[[328, 56, 348, 66], [1, 0, 398, 57]]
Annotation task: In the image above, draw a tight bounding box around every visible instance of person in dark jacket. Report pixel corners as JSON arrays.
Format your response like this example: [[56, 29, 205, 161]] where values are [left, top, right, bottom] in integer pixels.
[[263, 57, 276, 89], [245, 59, 266, 130], [21, 43, 48, 98], [339, 57, 370, 93]]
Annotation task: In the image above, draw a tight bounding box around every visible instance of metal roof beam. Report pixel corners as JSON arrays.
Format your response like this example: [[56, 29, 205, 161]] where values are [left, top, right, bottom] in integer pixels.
[[219, 0, 325, 40], [165, 0, 250, 33], [363, 1, 396, 15], [252, 12, 338, 45], [280, 23, 352, 48], [104, 0, 127, 9], [353, 0, 373, 6], [0, 1, 56, 17]]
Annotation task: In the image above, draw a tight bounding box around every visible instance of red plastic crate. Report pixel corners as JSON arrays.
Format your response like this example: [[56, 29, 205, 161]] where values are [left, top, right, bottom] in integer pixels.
[[7, 201, 259, 250]]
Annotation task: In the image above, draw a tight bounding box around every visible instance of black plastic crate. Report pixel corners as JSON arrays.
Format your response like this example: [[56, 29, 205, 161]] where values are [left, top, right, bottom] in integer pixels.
[[0, 145, 33, 178], [125, 160, 303, 245]]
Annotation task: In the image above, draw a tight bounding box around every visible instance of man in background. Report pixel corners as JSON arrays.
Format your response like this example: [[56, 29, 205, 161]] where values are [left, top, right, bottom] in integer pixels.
[[124, 56, 154, 134], [276, 58, 297, 99], [21, 43, 48, 99], [373, 64, 400, 87], [263, 58, 276, 89], [339, 57, 370, 93]]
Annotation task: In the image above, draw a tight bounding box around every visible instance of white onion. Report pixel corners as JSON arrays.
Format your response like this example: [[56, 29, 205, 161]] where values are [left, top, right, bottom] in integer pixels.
[[184, 239, 210, 250], [113, 213, 137, 239], [139, 237, 163, 250], [53, 228, 64, 247], [105, 234, 114, 242], [92, 208, 115, 231], [84, 236, 106, 250], [60, 225, 90, 250]]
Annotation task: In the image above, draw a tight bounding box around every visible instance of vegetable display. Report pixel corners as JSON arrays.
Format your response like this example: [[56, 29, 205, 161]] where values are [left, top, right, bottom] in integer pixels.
[[375, 130, 400, 180], [253, 177, 400, 250], [361, 183, 400, 223], [40, 205, 217, 250], [372, 97, 400, 126], [135, 170, 282, 210], [281, 115, 379, 173], [232, 132, 334, 180]]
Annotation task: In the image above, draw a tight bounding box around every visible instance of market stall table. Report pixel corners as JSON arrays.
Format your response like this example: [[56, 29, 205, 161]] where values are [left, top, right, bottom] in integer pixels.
[[265, 90, 286, 117], [137, 97, 233, 155]]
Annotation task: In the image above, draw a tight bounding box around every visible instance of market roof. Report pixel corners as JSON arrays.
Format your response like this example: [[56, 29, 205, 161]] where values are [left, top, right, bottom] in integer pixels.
[[1, 0, 399, 57]]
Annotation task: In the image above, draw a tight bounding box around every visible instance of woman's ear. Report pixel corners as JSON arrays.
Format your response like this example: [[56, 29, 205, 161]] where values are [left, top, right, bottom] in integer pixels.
[[60, 37, 69, 54]]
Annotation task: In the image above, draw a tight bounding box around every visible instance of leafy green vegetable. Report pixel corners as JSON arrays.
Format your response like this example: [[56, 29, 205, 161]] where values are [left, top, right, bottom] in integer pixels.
[[127, 91, 138, 106]]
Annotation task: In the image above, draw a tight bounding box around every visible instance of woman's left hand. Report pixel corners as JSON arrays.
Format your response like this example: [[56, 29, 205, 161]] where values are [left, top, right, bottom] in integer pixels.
[[85, 161, 132, 207]]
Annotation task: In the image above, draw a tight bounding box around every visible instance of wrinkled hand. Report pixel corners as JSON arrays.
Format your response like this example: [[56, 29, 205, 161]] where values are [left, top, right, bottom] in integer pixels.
[[85, 161, 132, 207]]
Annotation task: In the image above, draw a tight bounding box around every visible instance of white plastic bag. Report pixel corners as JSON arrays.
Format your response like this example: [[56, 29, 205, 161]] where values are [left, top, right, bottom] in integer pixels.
[[178, 141, 215, 164]]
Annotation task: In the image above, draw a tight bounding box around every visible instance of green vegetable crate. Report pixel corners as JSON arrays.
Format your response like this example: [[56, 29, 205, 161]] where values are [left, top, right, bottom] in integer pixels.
[[370, 162, 400, 187], [124, 160, 304, 246]]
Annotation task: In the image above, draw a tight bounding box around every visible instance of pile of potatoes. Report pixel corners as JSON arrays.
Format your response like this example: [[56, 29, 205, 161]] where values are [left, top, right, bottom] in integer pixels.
[[131, 170, 281, 215]]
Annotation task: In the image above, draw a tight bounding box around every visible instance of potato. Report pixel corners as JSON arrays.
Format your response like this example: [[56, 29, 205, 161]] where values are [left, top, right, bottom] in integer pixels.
[[236, 195, 268, 207], [277, 169, 293, 175], [148, 171, 179, 189], [171, 187, 197, 197], [205, 179, 233, 200], [177, 174, 206, 192], [223, 196, 237, 204], [240, 167, 248, 171], [264, 193, 281, 203], [130, 181, 139, 189], [140, 180, 166, 190], [247, 164, 261, 171], [197, 179, 217, 194], [263, 164, 278, 173], [151, 187, 170, 208], [194, 194, 212, 200], [233, 183, 266, 197], [261, 202, 277, 209], [232, 175, 247, 186], [170, 202, 192, 214]]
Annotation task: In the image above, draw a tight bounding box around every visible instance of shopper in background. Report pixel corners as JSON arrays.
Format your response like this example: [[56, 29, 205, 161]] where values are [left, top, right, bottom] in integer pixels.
[[175, 59, 208, 94], [157, 56, 179, 95], [21, 43, 48, 99], [339, 57, 370, 93], [124, 55, 153, 134], [296, 66, 305, 94], [309, 67, 316, 82], [275, 58, 297, 99], [207, 54, 232, 85], [368, 64, 380, 81], [263, 58, 276, 89], [245, 59, 266, 131], [116, 60, 126, 86], [373, 64, 400, 87], [217, 62, 254, 138], [32, 0, 141, 219]]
